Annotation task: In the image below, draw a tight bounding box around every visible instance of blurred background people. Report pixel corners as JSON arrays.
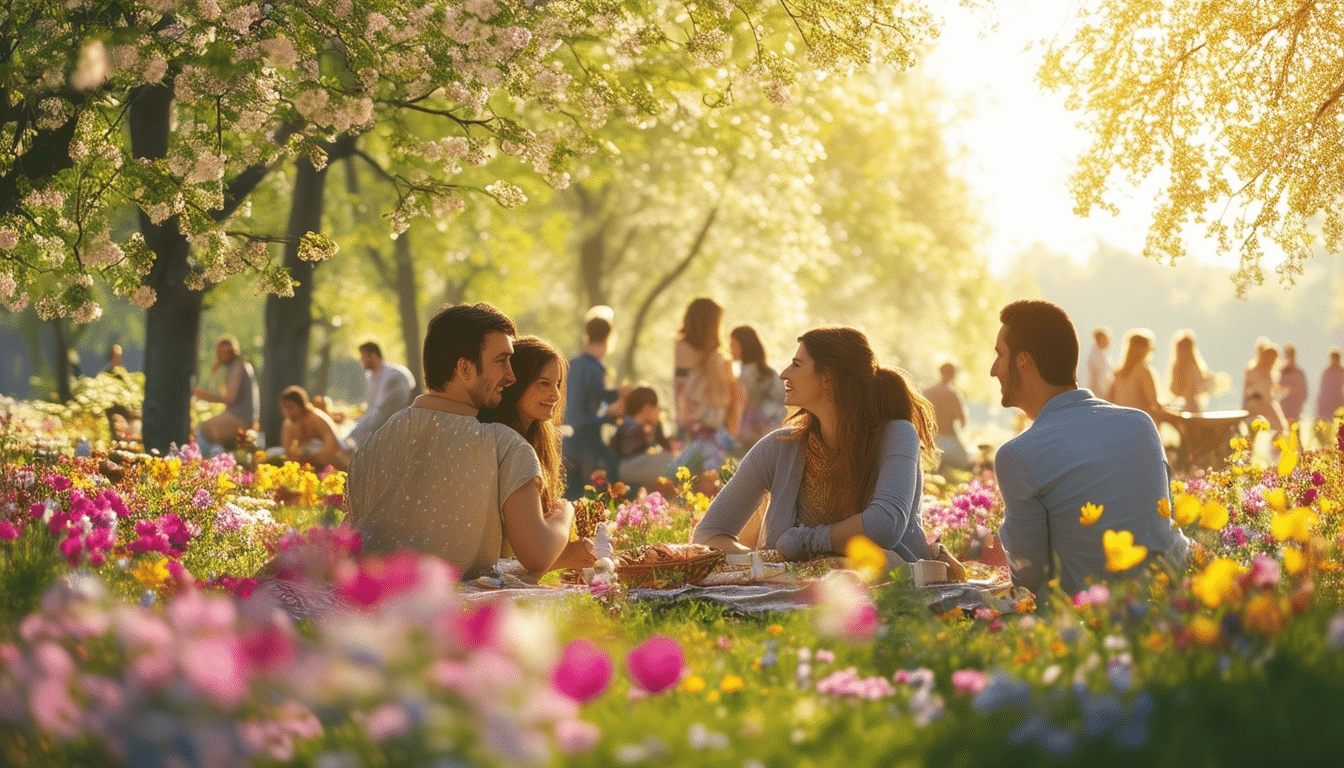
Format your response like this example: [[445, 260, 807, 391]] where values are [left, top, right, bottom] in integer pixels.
[[1278, 342, 1308, 426], [347, 341, 416, 449], [563, 312, 626, 498], [1086, 326, 1113, 398], [1319, 347, 1344, 422], [1168, 329, 1212, 413], [730, 324, 787, 452], [923, 360, 972, 474], [610, 385, 673, 492], [279, 385, 349, 470], [193, 335, 258, 456], [1109, 328, 1173, 426], [1243, 337, 1287, 437]]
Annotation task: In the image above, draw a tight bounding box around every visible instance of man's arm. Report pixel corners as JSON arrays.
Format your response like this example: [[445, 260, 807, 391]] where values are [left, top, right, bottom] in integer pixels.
[[502, 478, 573, 574], [994, 446, 1052, 594], [311, 412, 341, 465]]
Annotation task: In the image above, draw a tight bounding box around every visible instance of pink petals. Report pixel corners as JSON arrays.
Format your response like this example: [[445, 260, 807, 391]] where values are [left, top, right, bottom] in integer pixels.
[[626, 635, 685, 694], [553, 639, 614, 703]]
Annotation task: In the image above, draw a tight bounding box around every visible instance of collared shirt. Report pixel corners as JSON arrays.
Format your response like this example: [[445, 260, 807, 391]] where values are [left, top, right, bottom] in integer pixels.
[[564, 352, 618, 429], [995, 389, 1188, 596]]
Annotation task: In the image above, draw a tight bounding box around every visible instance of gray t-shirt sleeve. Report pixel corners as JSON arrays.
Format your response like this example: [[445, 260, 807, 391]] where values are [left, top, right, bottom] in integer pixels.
[[692, 432, 780, 544], [495, 428, 543, 506], [859, 420, 928, 557]]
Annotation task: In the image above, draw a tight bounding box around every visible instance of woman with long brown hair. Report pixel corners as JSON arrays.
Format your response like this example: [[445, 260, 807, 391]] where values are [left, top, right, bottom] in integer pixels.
[[478, 336, 567, 514], [1108, 328, 1173, 426], [692, 326, 956, 567], [673, 297, 742, 443]]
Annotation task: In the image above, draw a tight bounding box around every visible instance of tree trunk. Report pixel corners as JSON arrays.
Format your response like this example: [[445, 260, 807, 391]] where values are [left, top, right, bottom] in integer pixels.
[[51, 319, 72, 402], [260, 157, 329, 443], [131, 82, 202, 454], [392, 232, 423, 391], [620, 205, 720, 379]]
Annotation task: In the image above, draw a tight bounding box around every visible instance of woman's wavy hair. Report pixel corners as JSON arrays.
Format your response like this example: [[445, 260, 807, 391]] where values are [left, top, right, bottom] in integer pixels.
[[785, 326, 939, 517], [678, 297, 724, 354], [1114, 328, 1155, 379], [478, 336, 567, 511], [731, 325, 769, 374]]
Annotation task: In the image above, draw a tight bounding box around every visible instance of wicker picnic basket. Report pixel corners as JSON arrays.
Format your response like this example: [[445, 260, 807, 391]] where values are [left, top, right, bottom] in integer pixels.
[[616, 544, 725, 589]]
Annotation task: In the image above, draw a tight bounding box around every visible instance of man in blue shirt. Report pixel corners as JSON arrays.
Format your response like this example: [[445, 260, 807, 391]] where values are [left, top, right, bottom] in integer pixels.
[[990, 300, 1188, 598], [562, 314, 628, 499]]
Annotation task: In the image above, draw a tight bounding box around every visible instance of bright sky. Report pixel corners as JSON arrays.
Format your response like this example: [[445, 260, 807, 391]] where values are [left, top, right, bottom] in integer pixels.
[[922, 0, 1229, 275]]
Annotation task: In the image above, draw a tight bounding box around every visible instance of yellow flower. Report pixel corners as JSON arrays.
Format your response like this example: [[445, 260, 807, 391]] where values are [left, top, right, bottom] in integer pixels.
[[1250, 417, 1270, 433], [1229, 436, 1249, 452], [1283, 546, 1307, 575], [1243, 594, 1283, 637], [217, 473, 236, 492], [1191, 558, 1243, 609], [1172, 494, 1201, 526], [1102, 529, 1148, 572], [845, 535, 887, 583], [1157, 498, 1171, 519], [1078, 502, 1103, 526], [766, 624, 784, 636], [1187, 615, 1221, 646], [1270, 507, 1319, 543], [719, 675, 744, 693], [681, 674, 706, 694], [131, 557, 172, 592], [610, 481, 629, 498], [705, 690, 720, 703], [1198, 502, 1229, 531], [676, 466, 691, 483], [1277, 450, 1299, 478], [1320, 498, 1340, 515], [1263, 488, 1287, 514]]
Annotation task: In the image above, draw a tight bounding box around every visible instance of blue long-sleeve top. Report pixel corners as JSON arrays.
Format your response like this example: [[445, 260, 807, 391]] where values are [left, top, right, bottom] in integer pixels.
[[564, 352, 619, 429], [692, 420, 931, 562]]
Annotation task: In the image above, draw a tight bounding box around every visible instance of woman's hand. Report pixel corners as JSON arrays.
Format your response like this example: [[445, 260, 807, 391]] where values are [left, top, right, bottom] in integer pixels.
[[930, 542, 967, 583], [776, 524, 834, 561]]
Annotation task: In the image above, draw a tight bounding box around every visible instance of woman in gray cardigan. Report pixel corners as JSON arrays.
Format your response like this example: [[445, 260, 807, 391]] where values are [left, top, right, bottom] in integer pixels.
[[693, 326, 947, 564]]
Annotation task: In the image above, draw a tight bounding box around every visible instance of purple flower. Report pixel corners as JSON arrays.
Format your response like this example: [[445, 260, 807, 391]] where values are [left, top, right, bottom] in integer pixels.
[[191, 488, 212, 510], [1301, 488, 1319, 506], [0, 521, 17, 540], [1312, 471, 1327, 486]]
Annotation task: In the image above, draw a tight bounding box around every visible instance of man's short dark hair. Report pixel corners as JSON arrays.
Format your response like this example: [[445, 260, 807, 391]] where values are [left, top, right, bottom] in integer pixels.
[[585, 316, 612, 344], [423, 303, 517, 391], [358, 341, 382, 358], [623, 385, 660, 416], [1000, 300, 1078, 387]]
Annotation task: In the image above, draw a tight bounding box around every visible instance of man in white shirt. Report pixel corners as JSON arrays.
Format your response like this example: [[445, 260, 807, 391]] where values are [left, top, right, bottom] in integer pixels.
[[347, 341, 415, 448], [1086, 326, 1113, 399]]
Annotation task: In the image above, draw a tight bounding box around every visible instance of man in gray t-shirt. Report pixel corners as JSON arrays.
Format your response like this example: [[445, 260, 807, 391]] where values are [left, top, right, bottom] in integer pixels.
[[990, 300, 1187, 597], [347, 303, 578, 578]]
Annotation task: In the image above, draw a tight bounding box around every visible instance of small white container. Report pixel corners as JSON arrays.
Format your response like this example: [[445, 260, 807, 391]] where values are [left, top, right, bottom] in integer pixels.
[[911, 559, 948, 588], [724, 552, 754, 566]]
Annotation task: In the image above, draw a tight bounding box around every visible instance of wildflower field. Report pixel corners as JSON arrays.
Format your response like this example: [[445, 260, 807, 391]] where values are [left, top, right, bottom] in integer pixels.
[[3, 401, 1344, 767]]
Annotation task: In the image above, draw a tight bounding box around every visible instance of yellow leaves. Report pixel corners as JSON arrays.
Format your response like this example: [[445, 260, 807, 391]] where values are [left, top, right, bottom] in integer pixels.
[[1078, 502, 1103, 526], [1191, 558, 1243, 609], [1172, 493, 1201, 526], [1102, 529, 1147, 572], [1198, 502, 1229, 530], [1270, 507, 1319, 543], [845, 535, 887, 583]]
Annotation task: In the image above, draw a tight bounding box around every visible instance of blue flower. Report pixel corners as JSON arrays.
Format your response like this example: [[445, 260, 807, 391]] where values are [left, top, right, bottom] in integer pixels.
[[973, 672, 1031, 712]]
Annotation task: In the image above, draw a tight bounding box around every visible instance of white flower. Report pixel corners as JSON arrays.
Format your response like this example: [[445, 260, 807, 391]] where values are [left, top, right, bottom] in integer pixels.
[[143, 58, 168, 83], [72, 300, 102, 324], [0, 228, 18, 250], [130, 286, 157, 309]]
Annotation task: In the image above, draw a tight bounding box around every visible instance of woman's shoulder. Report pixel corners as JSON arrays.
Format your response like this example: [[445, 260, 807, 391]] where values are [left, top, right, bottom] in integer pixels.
[[881, 418, 918, 440]]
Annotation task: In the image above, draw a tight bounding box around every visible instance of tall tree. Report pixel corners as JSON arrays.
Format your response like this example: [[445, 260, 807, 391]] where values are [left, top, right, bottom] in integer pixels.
[[1039, 0, 1344, 293]]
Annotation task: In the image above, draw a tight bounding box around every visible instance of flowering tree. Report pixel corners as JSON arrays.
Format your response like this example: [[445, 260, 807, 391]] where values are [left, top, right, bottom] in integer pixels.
[[1039, 0, 1344, 293], [1, 0, 938, 449]]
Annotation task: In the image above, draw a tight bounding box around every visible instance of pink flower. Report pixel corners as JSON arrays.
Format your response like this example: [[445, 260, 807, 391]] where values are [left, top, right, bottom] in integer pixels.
[[1072, 584, 1111, 607], [363, 702, 411, 741], [553, 639, 613, 703], [626, 636, 684, 693], [952, 669, 988, 695], [456, 602, 502, 651], [180, 635, 248, 708], [555, 719, 601, 754], [0, 521, 18, 540], [335, 551, 420, 607]]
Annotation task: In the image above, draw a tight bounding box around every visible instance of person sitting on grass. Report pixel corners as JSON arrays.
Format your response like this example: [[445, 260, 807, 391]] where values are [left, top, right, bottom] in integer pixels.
[[692, 326, 963, 577], [278, 385, 350, 471], [478, 336, 569, 518], [610, 385, 674, 493]]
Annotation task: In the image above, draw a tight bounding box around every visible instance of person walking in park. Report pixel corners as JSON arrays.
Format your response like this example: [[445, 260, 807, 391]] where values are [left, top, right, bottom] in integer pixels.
[[991, 300, 1188, 598], [346, 303, 580, 578], [922, 360, 973, 474], [1278, 342, 1308, 426], [193, 335, 259, 457], [478, 336, 569, 517], [278, 385, 350, 470], [1243, 337, 1287, 438], [730, 324, 787, 451], [1086, 326, 1113, 399], [693, 325, 962, 577], [1167, 329, 1213, 413], [346, 341, 416, 449], [562, 313, 627, 499]]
